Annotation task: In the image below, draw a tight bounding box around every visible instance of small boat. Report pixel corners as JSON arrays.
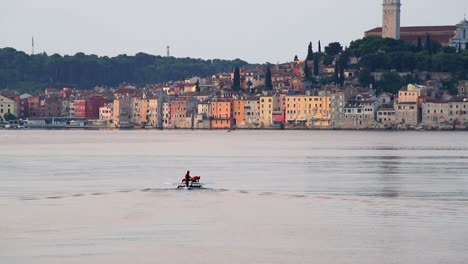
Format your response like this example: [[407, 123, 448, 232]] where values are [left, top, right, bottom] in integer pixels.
[[177, 182, 203, 189]]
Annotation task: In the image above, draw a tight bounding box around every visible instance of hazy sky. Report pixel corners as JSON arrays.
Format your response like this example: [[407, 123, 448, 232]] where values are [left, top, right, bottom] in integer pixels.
[[1, 0, 467, 63]]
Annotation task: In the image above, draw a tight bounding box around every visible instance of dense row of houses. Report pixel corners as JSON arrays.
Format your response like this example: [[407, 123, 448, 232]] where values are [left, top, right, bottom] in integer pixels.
[[1, 65, 468, 130]]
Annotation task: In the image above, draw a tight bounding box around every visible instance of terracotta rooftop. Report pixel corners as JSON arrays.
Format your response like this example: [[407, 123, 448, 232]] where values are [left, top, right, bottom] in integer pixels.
[[366, 26, 457, 44], [366, 25, 456, 33]]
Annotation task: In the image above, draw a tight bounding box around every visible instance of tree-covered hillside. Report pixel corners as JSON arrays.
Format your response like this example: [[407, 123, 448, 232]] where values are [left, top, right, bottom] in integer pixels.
[[0, 48, 249, 93], [347, 36, 468, 77]]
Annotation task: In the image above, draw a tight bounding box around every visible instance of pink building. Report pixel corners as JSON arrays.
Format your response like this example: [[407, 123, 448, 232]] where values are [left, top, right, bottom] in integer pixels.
[[86, 96, 110, 119], [72, 100, 86, 118], [99, 103, 113, 121], [272, 110, 285, 125]]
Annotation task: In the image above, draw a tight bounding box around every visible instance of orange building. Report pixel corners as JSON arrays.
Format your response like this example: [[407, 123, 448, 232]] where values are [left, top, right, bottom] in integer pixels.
[[211, 98, 232, 129], [170, 98, 190, 128], [139, 99, 149, 124], [232, 99, 245, 128]]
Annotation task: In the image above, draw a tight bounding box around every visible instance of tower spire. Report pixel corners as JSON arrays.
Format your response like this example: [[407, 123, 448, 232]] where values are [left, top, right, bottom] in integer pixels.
[[32, 36, 35, 55]]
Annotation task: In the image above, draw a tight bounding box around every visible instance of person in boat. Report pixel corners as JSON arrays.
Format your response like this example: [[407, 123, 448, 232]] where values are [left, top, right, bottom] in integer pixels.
[[192, 176, 201, 183], [183, 170, 191, 188]]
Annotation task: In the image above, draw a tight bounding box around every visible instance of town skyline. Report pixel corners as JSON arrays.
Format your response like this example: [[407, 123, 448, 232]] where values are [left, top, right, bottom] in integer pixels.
[[1, 0, 467, 63]]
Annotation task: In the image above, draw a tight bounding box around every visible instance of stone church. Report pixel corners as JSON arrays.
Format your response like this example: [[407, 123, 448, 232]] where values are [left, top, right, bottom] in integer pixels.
[[365, 0, 468, 51]]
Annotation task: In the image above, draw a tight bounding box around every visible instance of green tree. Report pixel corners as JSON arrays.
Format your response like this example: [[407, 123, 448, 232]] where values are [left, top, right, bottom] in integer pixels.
[[304, 61, 312, 81], [0, 47, 250, 92], [339, 58, 345, 86], [442, 46, 457, 54], [378, 71, 404, 94], [313, 54, 319, 76], [416, 37, 423, 52], [424, 35, 442, 54], [306, 42, 314, 61], [195, 80, 200, 92], [232, 66, 241, 91], [441, 79, 459, 95], [334, 63, 339, 84], [425, 35, 432, 53], [247, 80, 253, 90], [318, 40, 322, 53], [322, 54, 334, 65], [3, 112, 17, 121], [325, 42, 343, 57], [358, 68, 374, 87], [265, 66, 273, 90]]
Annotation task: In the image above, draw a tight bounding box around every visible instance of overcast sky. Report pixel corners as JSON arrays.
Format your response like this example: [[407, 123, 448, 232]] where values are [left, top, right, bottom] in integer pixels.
[[1, 0, 467, 63]]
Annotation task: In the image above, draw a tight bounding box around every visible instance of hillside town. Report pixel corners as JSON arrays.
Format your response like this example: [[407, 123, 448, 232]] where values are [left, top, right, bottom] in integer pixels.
[[1, 62, 467, 130], [1, 0, 467, 131]]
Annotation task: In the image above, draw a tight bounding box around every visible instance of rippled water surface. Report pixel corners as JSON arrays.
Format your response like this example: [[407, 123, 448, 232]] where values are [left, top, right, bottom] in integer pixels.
[[1, 130, 468, 264]]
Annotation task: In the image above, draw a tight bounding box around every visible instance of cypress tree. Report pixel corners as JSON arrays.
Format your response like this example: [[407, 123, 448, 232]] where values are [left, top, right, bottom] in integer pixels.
[[339, 58, 345, 86], [232, 66, 241, 91], [425, 35, 432, 54], [333, 62, 339, 84], [313, 54, 319, 76], [306, 42, 314, 61], [334, 57, 344, 86], [265, 66, 273, 90], [318, 40, 322, 53], [304, 61, 311, 81], [416, 37, 423, 52], [195, 80, 200, 92]]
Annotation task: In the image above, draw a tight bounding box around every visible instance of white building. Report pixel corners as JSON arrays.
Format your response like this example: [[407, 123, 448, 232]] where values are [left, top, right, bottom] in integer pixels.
[[450, 19, 468, 51]]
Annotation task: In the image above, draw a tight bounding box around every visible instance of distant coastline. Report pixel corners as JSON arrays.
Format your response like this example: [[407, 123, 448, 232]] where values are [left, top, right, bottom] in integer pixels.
[[1, 125, 466, 132]]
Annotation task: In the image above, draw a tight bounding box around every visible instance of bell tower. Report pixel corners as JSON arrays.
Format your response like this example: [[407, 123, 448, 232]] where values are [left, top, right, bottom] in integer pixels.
[[382, 0, 401, 39]]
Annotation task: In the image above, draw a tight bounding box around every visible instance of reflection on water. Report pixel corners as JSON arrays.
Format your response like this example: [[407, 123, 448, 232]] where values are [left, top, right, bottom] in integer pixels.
[[0, 130, 468, 264], [377, 155, 402, 198]]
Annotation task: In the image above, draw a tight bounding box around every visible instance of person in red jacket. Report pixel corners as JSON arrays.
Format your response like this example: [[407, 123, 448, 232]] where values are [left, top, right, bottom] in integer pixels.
[[184, 171, 191, 187], [192, 176, 201, 182]]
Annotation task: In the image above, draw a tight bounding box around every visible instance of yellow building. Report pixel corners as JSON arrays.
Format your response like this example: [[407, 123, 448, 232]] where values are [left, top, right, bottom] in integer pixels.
[[285, 95, 331, 128], [113, 96, 134, 127], [0, 95, 18, 120], [259, 96, 274, 127], [244, 98, 260, 128], [183, 84, 197, 93], [398, 84, 424, 103], [147, 97, 160, 128], [259, 94, 285, 128], [138, 98, 149, 125]]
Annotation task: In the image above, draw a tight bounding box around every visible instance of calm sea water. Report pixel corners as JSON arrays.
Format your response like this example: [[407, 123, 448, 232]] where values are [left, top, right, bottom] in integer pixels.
[[1, 130, 468, 264]]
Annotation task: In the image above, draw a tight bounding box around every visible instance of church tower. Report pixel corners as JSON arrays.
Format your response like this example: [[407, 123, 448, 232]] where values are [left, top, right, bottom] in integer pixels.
[[382, 0, 401, 39]]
